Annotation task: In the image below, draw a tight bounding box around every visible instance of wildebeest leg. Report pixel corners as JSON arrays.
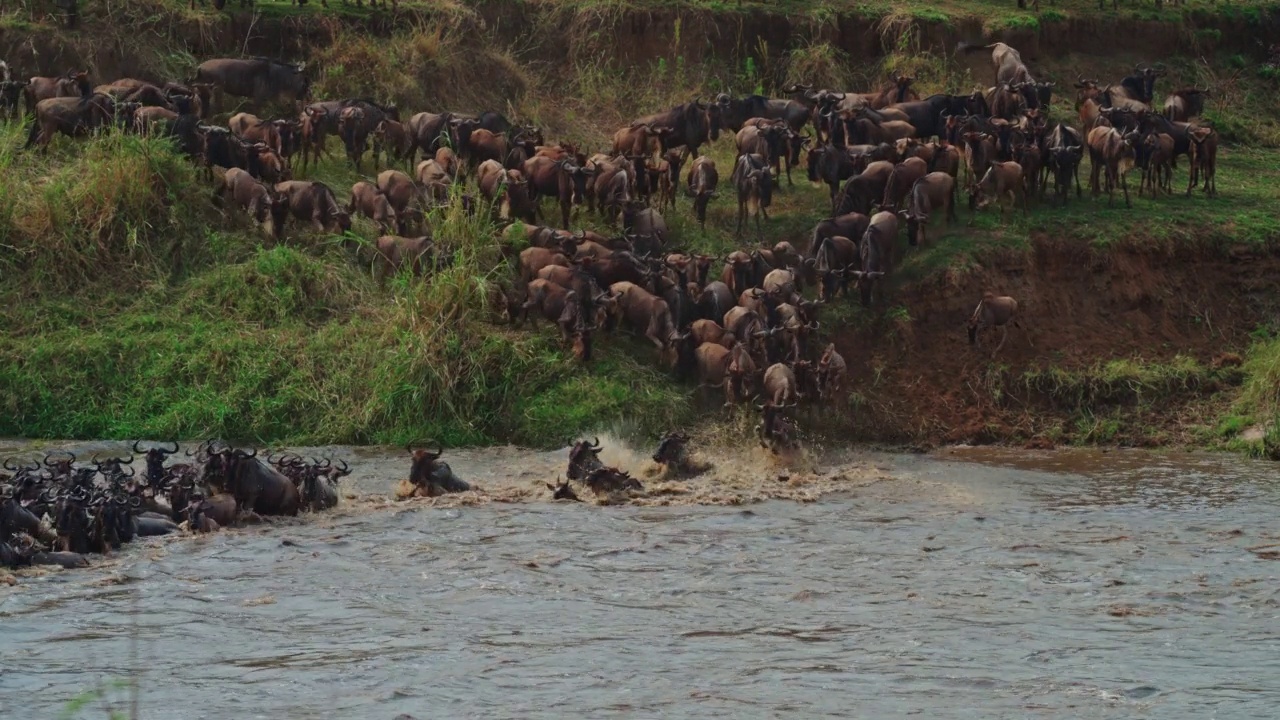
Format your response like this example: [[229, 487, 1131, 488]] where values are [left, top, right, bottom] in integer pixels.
[[736, 198, 746, 237], [1120, 168, 1130, 208], [991, 324, 1009, 359]]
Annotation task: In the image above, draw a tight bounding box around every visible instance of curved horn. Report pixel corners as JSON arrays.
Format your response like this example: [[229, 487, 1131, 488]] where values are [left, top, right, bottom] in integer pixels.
[[163, 441, 179, 454], [132, 440, 144, 454], [589, 436, 601, 449]]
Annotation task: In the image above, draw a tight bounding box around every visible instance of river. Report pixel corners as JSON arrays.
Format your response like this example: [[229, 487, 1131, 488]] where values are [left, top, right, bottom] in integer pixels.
[[1, 441, 1277, 719]]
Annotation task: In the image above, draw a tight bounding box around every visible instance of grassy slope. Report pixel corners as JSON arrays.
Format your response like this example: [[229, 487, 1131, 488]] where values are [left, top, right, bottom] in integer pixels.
[[0, 0, 1278, 448]]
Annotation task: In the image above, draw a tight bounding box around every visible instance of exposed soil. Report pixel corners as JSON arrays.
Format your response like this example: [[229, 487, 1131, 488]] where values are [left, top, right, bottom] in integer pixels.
[[835, 238, 1280, 446]]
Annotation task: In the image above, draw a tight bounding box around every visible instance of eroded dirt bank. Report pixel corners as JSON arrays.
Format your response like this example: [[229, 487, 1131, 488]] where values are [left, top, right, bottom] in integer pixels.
[[833, 239, 1280, 447]]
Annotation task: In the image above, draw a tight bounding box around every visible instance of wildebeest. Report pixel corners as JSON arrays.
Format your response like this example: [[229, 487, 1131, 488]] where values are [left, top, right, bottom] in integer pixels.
[[686, 155, 719, 230], [217, 167, 289, 239], [193, 57, 310, 107], [1188, 126, 1218, 198], [810, 235, 858, 302], [816, 343, 846, 397], [229, 112, 282, 155], [205, 447, 300, 516], [901, 172, 956, 246], [407, 445, 472, 496], [960, 41, 1033, 86], [274, 181, 352, 234], [477, 160, 536, 223], [23, 70, 83, 114], [756, 402, 798, 454], [566, 437, 604, 480], [376, 169, 423, 232], [854, 211, 898, 306], [1163, 88, 1208, 123], [25, 74, 114, 149], [611, 281, 685, 360], [545, 478, 581, 502], [881, 156, 930, 211], [973, 161, 1027, 219], [968, 293, 1024, 358], [348, 181, 398, 234], [583, 466, 643, 496], [524, 155, 592, 229], [1086, 127, 1136, 207], [372, 235, 439, 281], [633, 99, 718, 158], [731, 153, 773, 238], [834, 160, 894, 216]]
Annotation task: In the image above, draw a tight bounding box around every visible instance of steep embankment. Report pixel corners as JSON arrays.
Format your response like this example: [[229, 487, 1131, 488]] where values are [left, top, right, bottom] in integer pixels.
[[0, 0, 1278, 452]]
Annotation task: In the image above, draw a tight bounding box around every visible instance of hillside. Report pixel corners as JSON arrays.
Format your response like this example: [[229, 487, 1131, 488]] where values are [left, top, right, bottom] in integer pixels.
[[0, 0, 1278, 452]]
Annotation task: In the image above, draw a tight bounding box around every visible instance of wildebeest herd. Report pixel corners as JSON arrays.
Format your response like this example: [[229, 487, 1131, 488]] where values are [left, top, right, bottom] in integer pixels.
[[0, 441, 352, 572], [0, 41, 1219, 520]]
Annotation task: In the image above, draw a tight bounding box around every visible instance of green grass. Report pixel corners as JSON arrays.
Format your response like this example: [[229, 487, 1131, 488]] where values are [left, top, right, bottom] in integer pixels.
[[2, 3, 1279, 449]]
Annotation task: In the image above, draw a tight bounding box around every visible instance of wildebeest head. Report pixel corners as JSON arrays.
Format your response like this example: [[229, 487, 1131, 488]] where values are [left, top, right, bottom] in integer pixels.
[[756, 402, 798, 452], [567, 437, 603, 480], [893, 75, 915, 103], [545, 477, 580, 502], [132, 440, 178, 484], [408, 445, 445, 488], [43, 450, 76, 479], [652, 431, 690, 466]]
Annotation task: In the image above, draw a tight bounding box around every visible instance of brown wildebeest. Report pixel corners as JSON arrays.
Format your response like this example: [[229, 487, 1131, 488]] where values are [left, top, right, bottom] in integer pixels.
[[807, 212, 869, 259], [694, 342, 734, 405], [193, 57, 310, 108], [960, 41, 1033, 86], [373, 118, 414, 168], [1086, 127, 1136, 207], [348, 181, 398, 235], [132, 105, 178, 134], [721, 250, 755, 298], [216, 167, 289, 239], [968, 293, 1024, 358], [973, 161, 1027, 220], [854, 211, 898, 306], [373, 236, 437, 282], [518, 246, 569, 283], [338, 106, 370, 171], [761, 362, 800, 406], [23, 70, 83, 114], [731, 153, 773, 238], [654, 149, 683, 212], [690, 319, 734, 349], [478, 160, 535, 223], [1188, 126, 1218, 198], [416, 159, 452, 204], [810, 234, 858, 302], [519, 279, 583, 340], [524, 155, 592, 229], [881, 156, 929, 211], [274, 181, 352, 234], [850, 117, 917, 146], [612, 123, 671, 157], [610, 280, 684, 358], [1141, 132, 1175, 197], [229, 112, 282, 155], [901, 172, 957, 246], [961, 132, 996, 194], [377, 170, 423, 232], [25, 77, 114, 149], [1163, 88, 1208, 123], [817, 344, 846, 397], [686, 155, 719, 230]]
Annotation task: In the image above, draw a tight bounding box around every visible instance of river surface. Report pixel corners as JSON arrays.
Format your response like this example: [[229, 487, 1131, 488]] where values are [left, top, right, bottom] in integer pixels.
[[2, 441, 1278, 719]]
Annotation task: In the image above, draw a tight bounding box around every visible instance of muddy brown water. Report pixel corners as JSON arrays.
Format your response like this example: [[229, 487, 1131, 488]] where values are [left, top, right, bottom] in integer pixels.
[[1, 439, 1278, 719]]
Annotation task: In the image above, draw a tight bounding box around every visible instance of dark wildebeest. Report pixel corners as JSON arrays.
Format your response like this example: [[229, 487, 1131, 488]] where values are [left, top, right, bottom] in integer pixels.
[[686, 155, 719, 230], [567, 437, 604, 480], [545, 478, 581, 502], [404, 111, 454, 165], [807, 212, 869, 260], [1188, 126, 1218, 198], [968, 293, 1024, 358], [715, 92, 811, 134], [582, 467, 644, 496], [901, 172, 957, 246], [633, 99, 718, 159], [407, 446, 472, 496], [218, 167, 290, 239], [206, 447, 300, 516], [1117, 63, 1165, 106], [854, 211, 898, 306], [373, 118, 415, 168], [1044, 123, 1084, 204], [881, 156, 930, 211], [834, 160, 894, 216], [274, 181, 352, 234], [756, 403, 798, 454], [809, 235, 858, 302], [731, 153, 773, 238], [193, 57, 310, 108]]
